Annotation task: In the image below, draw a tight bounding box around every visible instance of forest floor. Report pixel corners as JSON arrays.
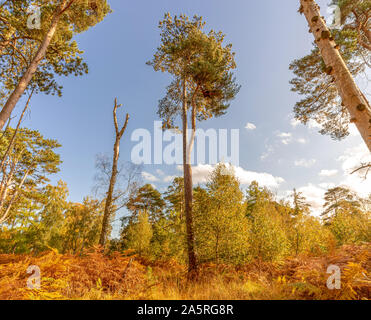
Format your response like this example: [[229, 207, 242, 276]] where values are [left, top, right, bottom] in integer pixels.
[[0, 244, 369, 300]]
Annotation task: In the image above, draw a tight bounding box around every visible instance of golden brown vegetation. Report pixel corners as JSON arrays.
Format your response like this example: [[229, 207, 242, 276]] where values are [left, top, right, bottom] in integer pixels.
[[0, 244, 369, 300]]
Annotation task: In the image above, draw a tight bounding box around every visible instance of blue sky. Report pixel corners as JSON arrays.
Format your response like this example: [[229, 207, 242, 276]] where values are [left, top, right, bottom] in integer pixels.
[[16, 0, 370, 233]]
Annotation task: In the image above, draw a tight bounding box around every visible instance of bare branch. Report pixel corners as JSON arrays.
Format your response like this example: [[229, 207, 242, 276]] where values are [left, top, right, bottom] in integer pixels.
[[351, 162, 371, 179]]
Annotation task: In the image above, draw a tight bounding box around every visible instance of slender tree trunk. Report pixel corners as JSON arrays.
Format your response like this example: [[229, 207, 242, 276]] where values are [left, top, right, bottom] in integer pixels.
[[99, 98, 129, 247], [182, 79, 198, 277], [215, 232, 219, 264], [0, 153, 21, 207], [99, 139, 119, 247], [0, 0, 71, 130], [0, 90, 33, 172], [300, 0, 371, 152], [0, 167, 30, 224]]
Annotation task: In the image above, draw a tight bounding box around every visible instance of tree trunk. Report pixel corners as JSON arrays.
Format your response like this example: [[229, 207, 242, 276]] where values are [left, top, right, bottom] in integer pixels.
[[182, 79, 198, 277], [364, 29, 371, 47], [215, 233, 219, 264], [0, 0, 70, 130], [0, 167, 30, 224], [0, 90, 33, 172], [99, 138, 119, 246], [99, 98, 129, 247], [300, 0, 371, 152]]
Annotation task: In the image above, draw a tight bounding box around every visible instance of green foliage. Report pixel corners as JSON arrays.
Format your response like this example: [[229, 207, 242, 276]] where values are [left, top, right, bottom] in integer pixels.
[[322, 186, 361, 222], [247, 198, 290, 262], [126, 184, 166, 223], [62, 198, 104, 254], [194, 164, 249, 264], [329, 208, 370, 245], [292, 188, 311, 216], [0, 182, 104, 254], [0, 127, 62, 226], [147, 13, 240, 130], [124, 211, 153, 257], [122, 180, 187, 262], [288, 214, 333, 255], [32, 181, 69, 251], [163, 177, 184, 216], [150, 216, 187, 262], [151, 178, 188, 262], [0, 127, 61, 176], [0, 0, 111, 102]]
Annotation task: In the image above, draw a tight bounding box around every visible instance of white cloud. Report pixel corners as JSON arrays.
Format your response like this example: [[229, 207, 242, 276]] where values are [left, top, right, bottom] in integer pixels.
[[340, 174, 371, 198], [297, 184, 326, 216], [260, 144, 274, 160], [276, 132, 293, 145], [141, 171, 159, 182], [337, 144, 370, 173], [348, 124, 359, 137], [189, 163, 285, 188], [296, 138, 307, 144], [308, 120, 322, 130], [156, 169, 164, 176], [337, 143, 371, 197], [294, 159, 317, 168], [191, 164, 214, 184], [234, 167, 285, 188], [319, 169, 338, 177], [290, 118, 325, 131], [290, 144, 370, 217], [277, 132, 292, 138], [319, 182, 336, 189], [163, 175, 176, 183], [290, 118, 301, 128], [245, 122, 256, 130]]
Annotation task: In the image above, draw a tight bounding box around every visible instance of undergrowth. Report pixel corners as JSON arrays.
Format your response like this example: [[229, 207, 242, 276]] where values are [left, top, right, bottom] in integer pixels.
[[0, 244, 369, 300]]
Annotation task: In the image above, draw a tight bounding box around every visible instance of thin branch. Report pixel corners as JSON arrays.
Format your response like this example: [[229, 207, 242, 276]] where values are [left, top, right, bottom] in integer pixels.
[[0, 90, 33, 173], [0, 167, 31, 224], [351, 162, 371, 180]]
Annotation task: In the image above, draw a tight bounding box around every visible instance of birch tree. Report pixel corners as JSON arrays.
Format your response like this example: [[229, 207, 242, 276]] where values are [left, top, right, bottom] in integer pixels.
[[98, 98, 130, 247]]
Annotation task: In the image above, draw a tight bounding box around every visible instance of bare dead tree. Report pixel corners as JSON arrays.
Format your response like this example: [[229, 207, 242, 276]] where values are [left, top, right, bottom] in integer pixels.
[[94, 155, 142, 212], [98, 98, 130, 247]]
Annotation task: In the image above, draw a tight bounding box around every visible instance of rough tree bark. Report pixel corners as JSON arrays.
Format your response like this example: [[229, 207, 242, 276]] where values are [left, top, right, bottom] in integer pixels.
[[182, 79, 198, 277], [0, 0, 75, 130], [99, 98, 129, 247], [300, 0, 371, 152]]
